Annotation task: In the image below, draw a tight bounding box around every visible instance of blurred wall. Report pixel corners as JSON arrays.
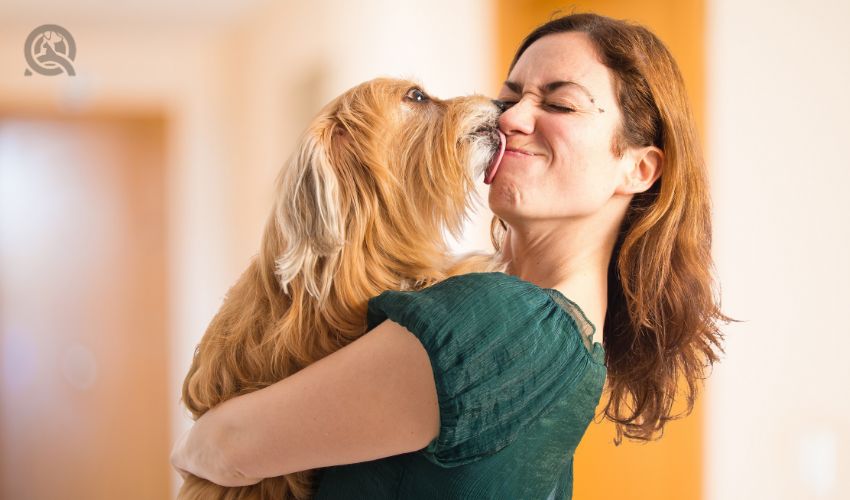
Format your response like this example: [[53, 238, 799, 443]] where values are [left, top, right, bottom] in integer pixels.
[[0, 113, 171, 500], [706, 0, 850, 498], [0, 15, 242, 500]]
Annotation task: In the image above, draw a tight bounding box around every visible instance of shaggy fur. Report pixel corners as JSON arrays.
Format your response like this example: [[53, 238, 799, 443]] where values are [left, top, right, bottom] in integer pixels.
[[178, 78, 505, 500]]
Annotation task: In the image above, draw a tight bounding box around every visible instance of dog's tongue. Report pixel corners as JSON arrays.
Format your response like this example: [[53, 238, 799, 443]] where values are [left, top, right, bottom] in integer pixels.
[[484, 130, 506, 185]]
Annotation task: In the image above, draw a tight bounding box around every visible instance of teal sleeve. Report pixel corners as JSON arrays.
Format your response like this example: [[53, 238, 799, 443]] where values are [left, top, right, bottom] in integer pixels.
[[365, 273, 593, 468]]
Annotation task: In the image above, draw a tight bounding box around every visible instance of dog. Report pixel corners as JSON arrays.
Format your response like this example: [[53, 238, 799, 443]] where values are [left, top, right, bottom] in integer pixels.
[[177, 78, 506, 500]]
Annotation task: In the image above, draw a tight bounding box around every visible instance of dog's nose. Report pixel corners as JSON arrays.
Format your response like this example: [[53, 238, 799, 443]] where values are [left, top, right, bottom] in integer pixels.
[[492, 99, 508, 113]]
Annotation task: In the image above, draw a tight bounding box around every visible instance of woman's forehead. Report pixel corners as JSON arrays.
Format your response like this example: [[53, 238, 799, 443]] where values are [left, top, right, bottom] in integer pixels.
[[506, 32, 613, 98]]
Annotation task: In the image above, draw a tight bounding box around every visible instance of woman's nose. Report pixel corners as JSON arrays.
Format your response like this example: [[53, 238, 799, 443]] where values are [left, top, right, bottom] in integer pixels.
[[497, 98, 534, 135]]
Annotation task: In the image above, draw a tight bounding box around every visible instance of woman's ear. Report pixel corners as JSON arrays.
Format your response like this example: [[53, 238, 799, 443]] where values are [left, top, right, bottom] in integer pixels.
[[616, 145, 663, 195], [272, 126, 345, 300]]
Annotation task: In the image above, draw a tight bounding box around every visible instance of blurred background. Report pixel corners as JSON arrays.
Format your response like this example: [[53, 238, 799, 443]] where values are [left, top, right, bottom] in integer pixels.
[[0, 0, 847, 499]]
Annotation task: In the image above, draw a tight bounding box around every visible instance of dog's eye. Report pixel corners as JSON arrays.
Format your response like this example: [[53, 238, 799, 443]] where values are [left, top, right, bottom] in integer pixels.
[[404, 88, 430, 103]]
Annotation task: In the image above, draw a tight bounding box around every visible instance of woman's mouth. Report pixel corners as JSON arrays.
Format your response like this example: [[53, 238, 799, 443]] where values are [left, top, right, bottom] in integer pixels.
[[485, 145, 539, 184], [504, 147, 536, 157]]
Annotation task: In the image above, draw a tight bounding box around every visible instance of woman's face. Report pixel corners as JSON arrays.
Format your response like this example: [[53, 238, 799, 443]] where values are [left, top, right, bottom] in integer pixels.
[[490, 31, 634, 224]]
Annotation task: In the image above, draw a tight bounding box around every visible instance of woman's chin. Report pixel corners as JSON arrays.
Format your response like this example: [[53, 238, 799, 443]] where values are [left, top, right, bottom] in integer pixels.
[[487, 176, 524, 211]]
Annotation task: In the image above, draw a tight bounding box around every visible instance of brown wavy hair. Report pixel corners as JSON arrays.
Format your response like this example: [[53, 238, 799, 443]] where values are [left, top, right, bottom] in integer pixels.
[[491, 13, 734, 444]]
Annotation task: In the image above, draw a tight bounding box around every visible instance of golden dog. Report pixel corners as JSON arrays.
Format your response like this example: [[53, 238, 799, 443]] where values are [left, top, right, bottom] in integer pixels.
[[177, 78, 505, 499]]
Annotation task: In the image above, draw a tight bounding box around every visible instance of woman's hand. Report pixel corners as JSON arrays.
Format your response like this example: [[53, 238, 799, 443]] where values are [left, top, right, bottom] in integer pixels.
[[169, 427, 194, 481], [170, 411, 263, 488]]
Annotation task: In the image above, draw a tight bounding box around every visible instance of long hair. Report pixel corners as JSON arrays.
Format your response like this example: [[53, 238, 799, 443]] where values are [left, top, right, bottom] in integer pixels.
[[492, 13, 733, 444]]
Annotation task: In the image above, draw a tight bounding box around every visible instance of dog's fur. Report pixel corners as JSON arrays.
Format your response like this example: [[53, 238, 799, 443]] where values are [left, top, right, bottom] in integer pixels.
[[178, 78, 505, 499]]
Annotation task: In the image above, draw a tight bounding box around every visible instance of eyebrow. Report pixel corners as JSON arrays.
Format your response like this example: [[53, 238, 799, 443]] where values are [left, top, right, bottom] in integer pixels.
[[503, 80, 598, 104]]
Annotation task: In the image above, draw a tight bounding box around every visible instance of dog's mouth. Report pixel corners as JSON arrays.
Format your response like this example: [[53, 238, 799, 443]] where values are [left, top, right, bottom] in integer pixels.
[[470, 125, 507, 184], [480, 128, 506, 185], [465, 125, 505, 184]]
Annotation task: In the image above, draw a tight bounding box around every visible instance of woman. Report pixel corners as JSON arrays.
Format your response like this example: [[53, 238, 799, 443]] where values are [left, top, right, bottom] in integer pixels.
[[171, 12, 728, 499]]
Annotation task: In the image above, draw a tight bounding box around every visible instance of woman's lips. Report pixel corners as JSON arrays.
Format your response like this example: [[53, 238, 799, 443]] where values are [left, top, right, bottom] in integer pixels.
[[504, 147, 536, 156]]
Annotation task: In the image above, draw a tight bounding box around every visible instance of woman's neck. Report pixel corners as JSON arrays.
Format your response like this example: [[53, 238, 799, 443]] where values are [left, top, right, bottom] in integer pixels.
[[501, 215, 621, 340]]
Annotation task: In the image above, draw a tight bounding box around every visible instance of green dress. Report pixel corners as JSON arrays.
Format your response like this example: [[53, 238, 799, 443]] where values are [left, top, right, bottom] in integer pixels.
[[314, 272, 607, 500]]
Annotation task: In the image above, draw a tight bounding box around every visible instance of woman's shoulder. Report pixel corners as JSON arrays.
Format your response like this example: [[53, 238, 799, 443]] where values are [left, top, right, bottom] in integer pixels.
[[388, 272, 544, 315], [366, 272, 540, 331]]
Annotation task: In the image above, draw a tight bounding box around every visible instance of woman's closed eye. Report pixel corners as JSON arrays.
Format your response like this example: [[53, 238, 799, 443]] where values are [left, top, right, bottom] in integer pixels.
[[498, 100, 577, 113], [543, 103, 576, 113]]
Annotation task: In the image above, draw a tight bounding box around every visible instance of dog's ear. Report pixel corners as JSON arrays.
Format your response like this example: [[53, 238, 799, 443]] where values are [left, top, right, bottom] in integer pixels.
[[273, 125, 345, 301]]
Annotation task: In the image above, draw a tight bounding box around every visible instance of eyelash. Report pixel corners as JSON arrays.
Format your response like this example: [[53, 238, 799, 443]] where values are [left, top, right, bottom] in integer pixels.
[[545, 104, 576, 113], [499, 101, 576, 113]]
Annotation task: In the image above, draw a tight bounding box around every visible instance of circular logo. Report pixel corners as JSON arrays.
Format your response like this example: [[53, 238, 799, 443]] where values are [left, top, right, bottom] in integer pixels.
[[24, 24, 76, 76]]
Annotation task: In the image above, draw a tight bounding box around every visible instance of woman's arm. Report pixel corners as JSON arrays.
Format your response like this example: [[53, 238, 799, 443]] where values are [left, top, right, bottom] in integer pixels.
[[170, 319, 440, 483]]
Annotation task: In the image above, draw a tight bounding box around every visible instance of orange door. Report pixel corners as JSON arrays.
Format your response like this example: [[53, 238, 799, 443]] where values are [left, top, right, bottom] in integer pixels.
[[0, 114, 170, 499]]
